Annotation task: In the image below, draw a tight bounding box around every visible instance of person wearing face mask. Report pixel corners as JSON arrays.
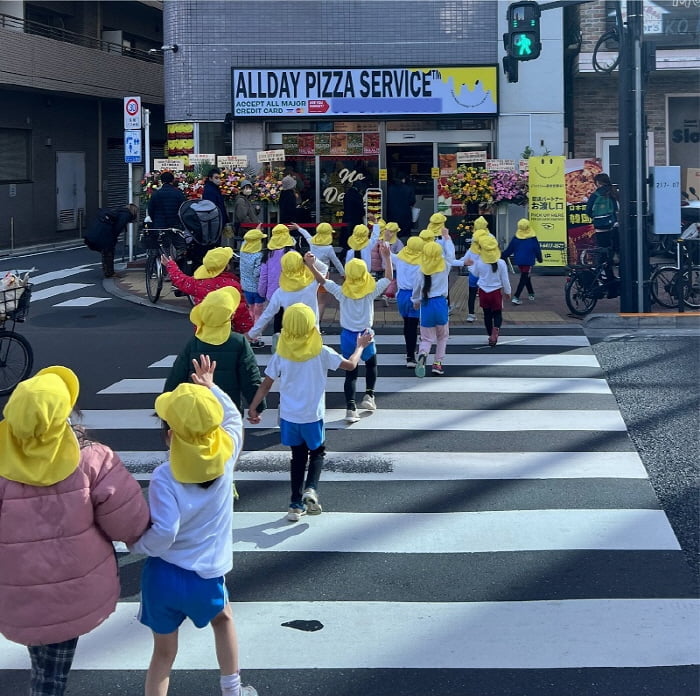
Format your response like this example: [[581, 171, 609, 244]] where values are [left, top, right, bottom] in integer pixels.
[[233, 180, 259, 236]]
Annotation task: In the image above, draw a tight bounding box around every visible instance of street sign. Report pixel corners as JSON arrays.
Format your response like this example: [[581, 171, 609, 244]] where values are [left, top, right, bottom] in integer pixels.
[[124, 130, 142, 163], [651, 166, 681, 235], [124, 96, 142, 130]]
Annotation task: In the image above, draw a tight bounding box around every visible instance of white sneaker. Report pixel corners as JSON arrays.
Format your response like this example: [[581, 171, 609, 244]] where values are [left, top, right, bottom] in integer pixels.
[[406, 357, 417, 368], [466, 314, 476, 322], [345, 408, 360, 423], [359, 394, 376, 410], [286, 504, 307, 522], [511, 297, 522, 305], [241, 686, 259, 696], [302, 487, 323, 515]]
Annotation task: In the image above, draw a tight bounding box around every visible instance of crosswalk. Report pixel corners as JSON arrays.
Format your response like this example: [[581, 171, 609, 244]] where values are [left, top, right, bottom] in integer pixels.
[[1, 327, 698, 695], [20, 263, 113, 309]]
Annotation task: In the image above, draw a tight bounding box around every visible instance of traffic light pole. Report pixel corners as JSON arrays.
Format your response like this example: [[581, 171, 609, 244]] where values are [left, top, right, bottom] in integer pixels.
[[618, 0, 649, 312]]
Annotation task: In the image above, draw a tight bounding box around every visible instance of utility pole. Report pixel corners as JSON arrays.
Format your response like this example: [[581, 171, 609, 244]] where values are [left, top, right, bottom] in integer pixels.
[[618, 1, 649, 312]]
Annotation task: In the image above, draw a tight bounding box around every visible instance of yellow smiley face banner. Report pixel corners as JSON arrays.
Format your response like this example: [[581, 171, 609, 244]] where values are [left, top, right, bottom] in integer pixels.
[[528, 156, 568, 266]]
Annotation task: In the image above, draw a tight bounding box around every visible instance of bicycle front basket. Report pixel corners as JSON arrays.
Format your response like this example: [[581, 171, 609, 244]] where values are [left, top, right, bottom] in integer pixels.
[[139, 229, 162, 250], [0, 283, 32, 322]]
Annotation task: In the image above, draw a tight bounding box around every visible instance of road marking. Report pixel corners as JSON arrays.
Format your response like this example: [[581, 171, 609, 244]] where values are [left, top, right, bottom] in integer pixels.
[[31, 265, 93, 285], [2, 599, 697, 669], [31, 283, 92, 301], [54, 297, 110, 307], [100, 375, 610, 395], [83, 408, 627, 431]]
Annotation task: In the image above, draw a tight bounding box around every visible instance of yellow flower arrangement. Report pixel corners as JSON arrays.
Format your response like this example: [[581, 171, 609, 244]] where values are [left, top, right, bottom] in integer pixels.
[[443, 166, 494, 205]]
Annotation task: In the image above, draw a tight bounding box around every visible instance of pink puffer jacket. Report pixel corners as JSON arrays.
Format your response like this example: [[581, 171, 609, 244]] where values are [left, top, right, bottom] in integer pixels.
[[0, 442, 150, 646]]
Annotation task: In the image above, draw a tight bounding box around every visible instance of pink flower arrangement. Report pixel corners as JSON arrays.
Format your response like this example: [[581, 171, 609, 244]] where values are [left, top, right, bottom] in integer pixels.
[[254, 168, 284, 203], [490, 170, 528, 204]]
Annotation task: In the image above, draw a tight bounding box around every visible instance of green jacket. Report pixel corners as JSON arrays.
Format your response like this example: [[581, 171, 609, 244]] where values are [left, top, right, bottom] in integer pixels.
[[164, 335, 266, 413]]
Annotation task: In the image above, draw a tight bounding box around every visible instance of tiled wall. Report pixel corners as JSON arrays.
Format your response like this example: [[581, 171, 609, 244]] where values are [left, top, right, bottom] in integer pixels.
[[163, 0, 498, 122]]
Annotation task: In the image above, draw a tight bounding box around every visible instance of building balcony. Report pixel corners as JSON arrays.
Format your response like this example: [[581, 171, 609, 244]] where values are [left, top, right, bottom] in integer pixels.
[[0, 12, 163, 103]]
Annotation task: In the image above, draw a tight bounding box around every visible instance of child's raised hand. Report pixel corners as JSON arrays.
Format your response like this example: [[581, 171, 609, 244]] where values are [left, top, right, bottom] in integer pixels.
[[304, 252, 316, 266], [161, 254, 172, 265], [191, 354, 216, 389], [287, 223, 299, 230], [378, 242, 390, 257]]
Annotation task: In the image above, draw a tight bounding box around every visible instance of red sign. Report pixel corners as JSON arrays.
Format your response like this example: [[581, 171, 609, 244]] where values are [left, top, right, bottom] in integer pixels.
[[308, 100, 330, 114]]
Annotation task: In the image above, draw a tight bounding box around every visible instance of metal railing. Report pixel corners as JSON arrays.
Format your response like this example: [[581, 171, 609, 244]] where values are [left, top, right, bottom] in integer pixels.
[[0, 12, 163, 64]]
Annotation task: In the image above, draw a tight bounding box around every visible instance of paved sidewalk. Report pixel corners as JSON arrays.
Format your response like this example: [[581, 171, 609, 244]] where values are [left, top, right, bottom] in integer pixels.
[[108, 262, 699, 330]]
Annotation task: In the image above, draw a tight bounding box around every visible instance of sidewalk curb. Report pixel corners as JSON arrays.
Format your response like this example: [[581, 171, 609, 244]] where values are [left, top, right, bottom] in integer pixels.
[[0, 239, 85, 258], [103, 274, 190, 315], [584, 312, 700, 330]]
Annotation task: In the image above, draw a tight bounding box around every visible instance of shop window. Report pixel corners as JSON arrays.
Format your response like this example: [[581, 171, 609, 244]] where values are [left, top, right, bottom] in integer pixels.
[[0, 129, 31, 183], [198, 122, 226, 159]]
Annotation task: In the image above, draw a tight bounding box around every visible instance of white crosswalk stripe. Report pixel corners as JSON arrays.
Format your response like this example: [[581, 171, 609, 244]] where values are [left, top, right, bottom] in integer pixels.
[[3, 328, 698, 692]]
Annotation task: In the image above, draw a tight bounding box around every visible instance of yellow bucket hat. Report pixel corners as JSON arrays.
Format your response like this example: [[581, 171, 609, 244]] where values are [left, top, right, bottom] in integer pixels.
[[279, 251, 314, 292], [189, 286, 241, 345], [383, 221, 400, 244], [397, 236, 425, 265], [155, 383, 233, 484], [311, 222, 333, 246], [472, 216, 490, 232], [268, 223, 295, 250], [419, 228, 439, 241], [0, 366, 80, 487], [377, 218, 387, 229], [276, 303, 323, 362], [194, 247, 234, 279], [420, 241, 446, 275], [342, 258, 376, 299], [469, 237, 482, 255], [427, 212, 446, 235], [479, 236, 502, 264], [348, 224, 370, 251], [241, 228, 267, 254], [515, 218, 535, 239]]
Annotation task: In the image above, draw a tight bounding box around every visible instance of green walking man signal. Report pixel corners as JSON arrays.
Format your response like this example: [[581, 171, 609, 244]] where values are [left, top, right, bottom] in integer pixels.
[[504, 1, 542, 61]]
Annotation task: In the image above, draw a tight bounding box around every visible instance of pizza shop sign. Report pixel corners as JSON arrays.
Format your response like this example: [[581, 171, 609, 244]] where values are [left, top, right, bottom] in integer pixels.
[[231, 66, 498, 118]]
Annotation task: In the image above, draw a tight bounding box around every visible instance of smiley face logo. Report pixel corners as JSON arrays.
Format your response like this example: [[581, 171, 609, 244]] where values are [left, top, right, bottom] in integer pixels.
[[532, 157, 564, 180]]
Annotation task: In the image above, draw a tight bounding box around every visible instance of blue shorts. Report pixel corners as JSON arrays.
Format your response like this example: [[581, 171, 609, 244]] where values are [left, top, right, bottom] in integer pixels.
[[420, 296, 449, 327], [280, 418, 325, 450], [468, 273, 479, 288], [397, 288, 419, 319], [244, 290, 266, 305], [139, 556, 227, 634], [340, 328, 376, 362]]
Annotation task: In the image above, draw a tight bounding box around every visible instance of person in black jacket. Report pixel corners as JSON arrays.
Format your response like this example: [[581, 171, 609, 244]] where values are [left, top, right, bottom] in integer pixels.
[[202, 168, 229, 229], [84, 203, 138, 278], [387, 171, 416, 242], [147, 172, 185, 229], [341, 181, 364, 259], [585, 173, 619, 255]]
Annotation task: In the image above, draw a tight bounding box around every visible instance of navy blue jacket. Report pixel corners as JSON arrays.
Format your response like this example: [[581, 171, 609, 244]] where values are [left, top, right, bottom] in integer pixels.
[[147, 184, 186, 229], [502, 235, 543, 266], [203, 180, 229, 225]]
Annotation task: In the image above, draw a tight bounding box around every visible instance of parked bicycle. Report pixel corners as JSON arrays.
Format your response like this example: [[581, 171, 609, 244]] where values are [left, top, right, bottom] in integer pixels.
[[0, 280, 33, 395], [139, 227, 192, 303], [564, 247, 620, 316], [649, 234, 700, 310]]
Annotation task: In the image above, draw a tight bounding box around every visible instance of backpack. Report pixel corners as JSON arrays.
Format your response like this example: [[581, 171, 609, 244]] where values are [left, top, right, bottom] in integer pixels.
[[179, 199, 222, 246], [590, 194, 616, 229]]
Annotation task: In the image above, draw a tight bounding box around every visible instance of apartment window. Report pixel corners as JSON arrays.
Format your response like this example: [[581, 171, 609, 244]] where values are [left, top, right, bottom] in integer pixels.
[[0, 129, 31, 183]]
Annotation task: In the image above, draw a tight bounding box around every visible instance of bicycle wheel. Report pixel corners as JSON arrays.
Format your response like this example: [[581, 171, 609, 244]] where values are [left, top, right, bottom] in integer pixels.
[[650, 265, 680, 309], [682, 265, 700, 308], [0, 330, 34, 396], [145, 253, 163, 303], [565, 274, 597, 316]]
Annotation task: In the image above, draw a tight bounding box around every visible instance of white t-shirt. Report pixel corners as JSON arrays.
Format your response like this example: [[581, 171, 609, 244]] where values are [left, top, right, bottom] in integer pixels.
[[249, 282, 319, 339], [129, 386, 243, 579], [297, 227, 344, 275], [470, 258, 512, 294], [324, 277, 391, 331], [265, 345, 343, 423], [411, 267, 451, 304], [391, 253, 422, 291], [344, 223, 381, 268]]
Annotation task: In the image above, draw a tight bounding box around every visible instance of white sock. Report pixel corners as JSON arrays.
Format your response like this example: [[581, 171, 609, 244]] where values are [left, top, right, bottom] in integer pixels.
[[220, 672, 241, 696]]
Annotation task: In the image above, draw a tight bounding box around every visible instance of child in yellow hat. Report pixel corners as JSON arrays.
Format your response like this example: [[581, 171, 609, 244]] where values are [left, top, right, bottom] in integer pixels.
[[466, 236, 511, 347], [453, 227, 492, 323], [288, 222, 345, 323], [131, 355, 257, 696], [307, 245, 393, 422], [247, 304, 373, 521], [411, 239, 455, 377], [0, 367, 149, 696], [501, 218, 542, 305], [247, 251, 323, 343], [344, 219, 382, 269], [163, 246, 254, 335], [165, 286, 266, 416], [390, 236, 424, 367], [238, 228, 268, 339]]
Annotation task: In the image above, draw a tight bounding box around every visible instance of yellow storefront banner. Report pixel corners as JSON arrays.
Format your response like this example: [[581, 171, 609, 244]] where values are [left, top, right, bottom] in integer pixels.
[[528, 156, 567, 266]]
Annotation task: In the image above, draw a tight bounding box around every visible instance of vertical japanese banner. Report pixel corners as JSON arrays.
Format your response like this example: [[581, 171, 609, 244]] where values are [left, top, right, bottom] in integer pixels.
[[565, 158, 603, 263], [528, 156, 568, 266]]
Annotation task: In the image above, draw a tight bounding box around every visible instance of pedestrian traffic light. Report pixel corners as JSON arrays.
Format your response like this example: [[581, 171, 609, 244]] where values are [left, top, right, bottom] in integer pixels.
[[506, 1, 541, 61]]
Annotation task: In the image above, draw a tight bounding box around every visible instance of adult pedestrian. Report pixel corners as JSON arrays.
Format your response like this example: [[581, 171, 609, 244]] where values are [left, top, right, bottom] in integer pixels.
[[233, 180, 259, 235], [585, 173, 619, 257], [84, 203, 138, 278], [0, 366, 150, 696], [202, 168, 229, 230], [341, 180, 365, 258], [279, 174, 299, 224], [387, 171, 416, 241], [147, 171, 186, 230]]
